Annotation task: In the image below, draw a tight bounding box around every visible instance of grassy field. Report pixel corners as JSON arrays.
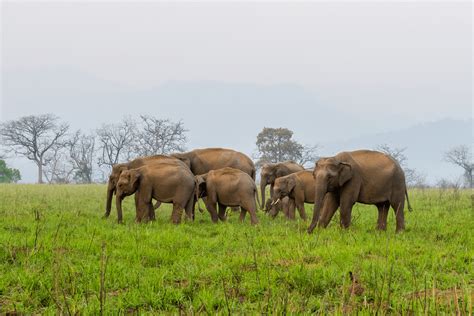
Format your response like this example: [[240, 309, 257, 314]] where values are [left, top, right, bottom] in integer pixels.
[[0, 185, 472, 314]]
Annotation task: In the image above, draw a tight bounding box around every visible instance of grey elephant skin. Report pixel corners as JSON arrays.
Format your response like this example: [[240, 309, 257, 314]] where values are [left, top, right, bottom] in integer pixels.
[[172, 148, 256, 179], [104, 155, 185, 221], [173, 148, 256, 214], [115, 162, 195, 224], [271, 170, 315, 220], [308, 150, 413, 234], [195, 167, 260, 225], [260, 161, 304, 214]]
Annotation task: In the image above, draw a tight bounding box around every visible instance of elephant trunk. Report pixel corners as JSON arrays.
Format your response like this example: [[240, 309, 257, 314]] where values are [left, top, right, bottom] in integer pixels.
[[260, 180, 267, 211], [308, 181, 327, 234], [104, 181, 115, 217], [116, 193, 124, 224]]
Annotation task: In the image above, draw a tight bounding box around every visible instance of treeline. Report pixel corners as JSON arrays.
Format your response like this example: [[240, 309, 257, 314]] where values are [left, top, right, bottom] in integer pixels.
[[0, 114, 472, 187], [0, 114, 187, 184]]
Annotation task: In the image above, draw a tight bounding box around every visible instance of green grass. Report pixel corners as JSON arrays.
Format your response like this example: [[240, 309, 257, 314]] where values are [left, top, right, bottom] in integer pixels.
[[0, 185, 472, 314]]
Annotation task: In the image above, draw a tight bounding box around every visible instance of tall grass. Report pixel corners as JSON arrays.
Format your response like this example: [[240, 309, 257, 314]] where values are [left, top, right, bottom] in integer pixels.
[[0, 185, 472, 314]]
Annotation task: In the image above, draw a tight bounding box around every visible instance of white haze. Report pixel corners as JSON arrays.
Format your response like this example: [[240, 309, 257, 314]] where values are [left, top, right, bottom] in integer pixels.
[[0, 1, 472, 183]]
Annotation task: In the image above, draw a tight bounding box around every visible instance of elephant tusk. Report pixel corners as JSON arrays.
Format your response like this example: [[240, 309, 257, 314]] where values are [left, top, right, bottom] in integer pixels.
[[271, 198, 280, 206]]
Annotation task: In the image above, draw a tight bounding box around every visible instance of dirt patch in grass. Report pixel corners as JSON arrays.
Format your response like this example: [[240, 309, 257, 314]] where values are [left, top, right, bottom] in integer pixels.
[[276, 258, 294, 267], [408, 287, 474, 303], [173, 279, 190, 288]]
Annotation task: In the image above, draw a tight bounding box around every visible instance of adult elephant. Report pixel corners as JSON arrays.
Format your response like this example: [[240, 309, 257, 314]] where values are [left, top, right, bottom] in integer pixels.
[[307, 150, 413, 234], [104, 155, 184, 219], [115, 162, 195, 224], [171, 148, 256, 179], [259, 161, 304, 212]]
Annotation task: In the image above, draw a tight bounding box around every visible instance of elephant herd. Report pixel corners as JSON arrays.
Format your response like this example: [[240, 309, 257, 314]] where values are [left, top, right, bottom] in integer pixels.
[[104, 148, 413, 233]]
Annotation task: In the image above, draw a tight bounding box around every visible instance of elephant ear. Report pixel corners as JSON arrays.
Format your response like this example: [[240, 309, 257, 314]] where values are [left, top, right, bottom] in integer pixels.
[[338, 162, 353, 186], [130, 170, 141, 188], [287, 177, 297, 194], [275, 165, 288, 178]]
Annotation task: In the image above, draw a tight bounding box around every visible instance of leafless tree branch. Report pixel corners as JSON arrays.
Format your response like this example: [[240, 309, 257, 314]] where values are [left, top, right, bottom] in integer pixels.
[[0, 114, 69, 183]]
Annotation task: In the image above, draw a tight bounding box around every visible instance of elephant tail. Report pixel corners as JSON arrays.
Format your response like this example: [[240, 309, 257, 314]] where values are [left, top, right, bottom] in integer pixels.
[[255, 188, 262, 209], [251, 168, 256, 181], [405, 188, 413, 212]]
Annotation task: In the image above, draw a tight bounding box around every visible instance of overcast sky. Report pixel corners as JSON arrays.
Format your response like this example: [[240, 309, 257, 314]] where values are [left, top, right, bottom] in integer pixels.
[[0, 1, 472, 182]]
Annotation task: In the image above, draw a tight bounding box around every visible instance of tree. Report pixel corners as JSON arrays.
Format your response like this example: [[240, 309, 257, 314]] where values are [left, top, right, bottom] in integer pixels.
[[255, 127, 318, 167], [96, 118, 137, 169], [0, 159, 21, 183], [68, 130, 96, 183], [444, 145, 473, 188], [134, 116, 188, 156], [0, 114, 69, 183], [42, 146, 75, 184]]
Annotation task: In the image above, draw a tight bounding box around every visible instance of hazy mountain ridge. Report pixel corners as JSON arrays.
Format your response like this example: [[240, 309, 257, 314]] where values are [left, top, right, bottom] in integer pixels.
[[322, 119, 473, 183], [2, 69, 471, 183]]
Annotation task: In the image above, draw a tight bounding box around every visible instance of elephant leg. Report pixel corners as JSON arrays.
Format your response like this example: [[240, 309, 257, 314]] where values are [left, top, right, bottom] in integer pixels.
[[376, 202, 390, 230], [287, 198, 296, 220], [239, 208, 247, 222], [281, 201, 289, 218], [317, 193, 340, 228], [207, 202, 219, 223], [146, 202, 155, 222], [245, 206, 259, 225], [136, 198, 151, 223], [296, 200, 307, 221], [147, 197, 156, 221], [339, 199, 354, 229], [171, 203, 184, 224], [184, 195, 195, 221], [390, 199, 405, 232], [218, 203, 227, 222]]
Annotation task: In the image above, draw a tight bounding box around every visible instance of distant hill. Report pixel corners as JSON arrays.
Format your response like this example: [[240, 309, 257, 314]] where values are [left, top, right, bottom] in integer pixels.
[[2, 69, 472, 183], [321, 119, 473, 184]]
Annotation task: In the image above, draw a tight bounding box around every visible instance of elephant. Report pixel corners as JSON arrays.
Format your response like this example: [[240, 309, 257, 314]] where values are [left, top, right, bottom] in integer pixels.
[[259, 161, 305, 213], [172, 148, 256, 179], [115, 161, 196, 224], [195, 167, 260, 225], [104, 155, 183, 219], [307, 150, 413, 234], [172, 148, 256, 214], [270, 170, 315, 220]]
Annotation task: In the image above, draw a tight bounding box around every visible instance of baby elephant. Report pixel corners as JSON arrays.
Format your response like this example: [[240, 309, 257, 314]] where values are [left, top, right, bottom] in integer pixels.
[[270, 170, 315, 220], [115, 162, 195, 224], [195, 167, 260, 225]]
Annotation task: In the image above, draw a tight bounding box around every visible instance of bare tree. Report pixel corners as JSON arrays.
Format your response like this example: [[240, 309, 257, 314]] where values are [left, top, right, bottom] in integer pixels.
[[0, 114, 69, 183], [444, 145, 473, 188], [96, 118, 137, 169], [298, 144, 320, 167], [68, 130, 96, 183], [134, 116, 188, 156], [255, 127, 319, 168], [43, 146, 75, 184]]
